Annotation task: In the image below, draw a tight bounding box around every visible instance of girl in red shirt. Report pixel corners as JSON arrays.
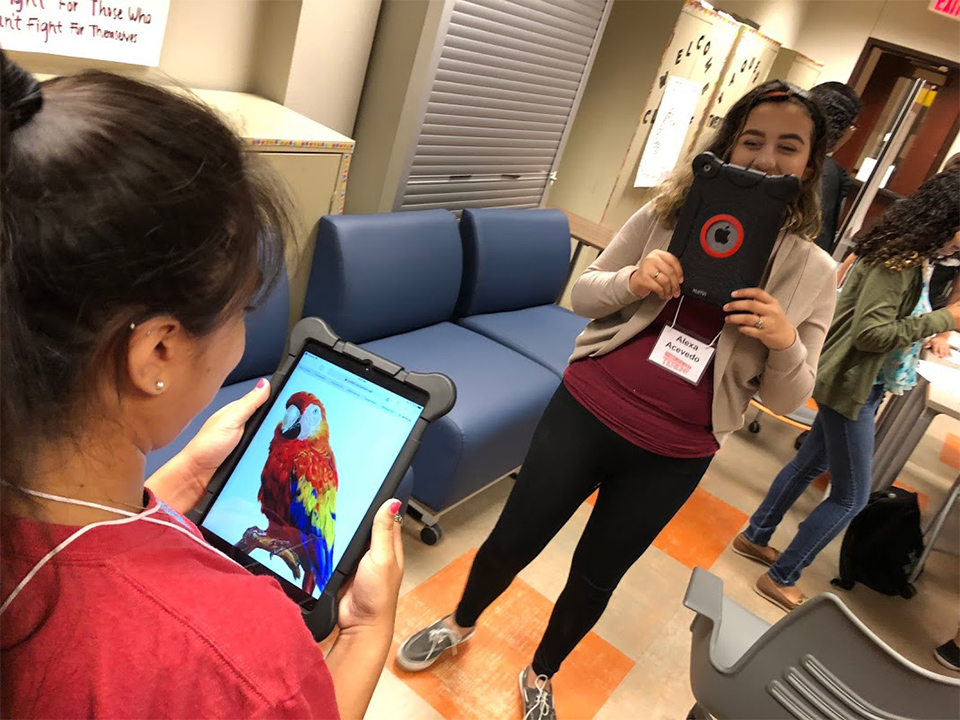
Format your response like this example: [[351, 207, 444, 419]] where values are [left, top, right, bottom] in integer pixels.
[[0, 53, 402, 719]]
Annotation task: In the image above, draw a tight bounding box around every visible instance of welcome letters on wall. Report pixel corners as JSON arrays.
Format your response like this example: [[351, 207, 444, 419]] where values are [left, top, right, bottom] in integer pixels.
[[633, 0, 740, 188], [0, 0, 170, 66]]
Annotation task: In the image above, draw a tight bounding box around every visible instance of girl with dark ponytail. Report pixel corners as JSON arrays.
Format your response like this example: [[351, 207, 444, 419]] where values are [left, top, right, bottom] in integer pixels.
[[0, 52, 401, 719]]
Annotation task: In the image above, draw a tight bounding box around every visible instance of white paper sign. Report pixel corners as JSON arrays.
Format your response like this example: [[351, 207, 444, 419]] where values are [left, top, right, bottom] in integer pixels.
[[0, 0, 170, 67], [648, 325, 716, 385], [635, 75, 702, 188]]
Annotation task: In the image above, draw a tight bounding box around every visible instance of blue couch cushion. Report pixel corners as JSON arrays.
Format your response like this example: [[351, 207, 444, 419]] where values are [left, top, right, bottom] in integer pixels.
[[458, 305, 589, 377], [457, 208, 571, 317], [363, 322, 559, 512], [225, 271, 291, 386], [303, 210, 463, 343]]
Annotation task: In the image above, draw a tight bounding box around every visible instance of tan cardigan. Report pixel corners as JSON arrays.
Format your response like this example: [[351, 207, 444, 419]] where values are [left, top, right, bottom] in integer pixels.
[[568, 203, 838, 445]]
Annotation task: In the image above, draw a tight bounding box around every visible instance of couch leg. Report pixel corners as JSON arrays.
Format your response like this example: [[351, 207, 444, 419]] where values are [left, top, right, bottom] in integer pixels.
[[420, 524, 443, 546], [687, 702, 710, 720]]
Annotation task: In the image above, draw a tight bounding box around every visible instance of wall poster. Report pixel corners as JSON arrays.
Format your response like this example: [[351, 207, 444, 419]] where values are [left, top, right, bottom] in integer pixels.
[[0, 0, 170, 66]]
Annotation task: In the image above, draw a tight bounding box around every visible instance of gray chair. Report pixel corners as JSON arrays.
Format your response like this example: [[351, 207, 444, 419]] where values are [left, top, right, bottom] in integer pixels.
[[683, 567, 960, 719]]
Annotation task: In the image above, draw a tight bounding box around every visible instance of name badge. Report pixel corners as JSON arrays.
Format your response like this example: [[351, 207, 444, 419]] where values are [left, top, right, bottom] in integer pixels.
[[648, 325, 716, 385]]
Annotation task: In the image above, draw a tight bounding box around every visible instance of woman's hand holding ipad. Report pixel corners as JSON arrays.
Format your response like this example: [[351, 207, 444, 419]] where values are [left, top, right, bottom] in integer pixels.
[[337, 498, 404, 636], [723, 288, 797, 351], [630, 250, 684, 300], [194, 318, 456, 642]]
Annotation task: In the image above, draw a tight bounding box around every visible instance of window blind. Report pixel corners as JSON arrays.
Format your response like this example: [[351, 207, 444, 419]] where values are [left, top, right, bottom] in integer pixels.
[[399, 0, 607, 212]]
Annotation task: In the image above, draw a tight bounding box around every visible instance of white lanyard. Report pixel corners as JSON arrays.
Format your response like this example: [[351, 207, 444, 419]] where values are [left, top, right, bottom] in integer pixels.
[[669, 296, 724, 347], [0, 484, 235, 615]]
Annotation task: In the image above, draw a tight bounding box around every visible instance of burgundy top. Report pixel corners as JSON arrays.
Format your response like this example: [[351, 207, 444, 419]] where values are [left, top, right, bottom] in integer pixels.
[[564, 296, 726, 458]]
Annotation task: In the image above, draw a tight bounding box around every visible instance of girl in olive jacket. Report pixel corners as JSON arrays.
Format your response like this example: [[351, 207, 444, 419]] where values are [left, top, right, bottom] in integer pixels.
[[737, 166, 960, 611]]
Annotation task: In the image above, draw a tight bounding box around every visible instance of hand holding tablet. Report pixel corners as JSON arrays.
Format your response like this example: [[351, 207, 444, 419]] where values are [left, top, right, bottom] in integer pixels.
[[630, 250, 684, 301], [192, 318, 455, 640], [723, 288, 798, 351]]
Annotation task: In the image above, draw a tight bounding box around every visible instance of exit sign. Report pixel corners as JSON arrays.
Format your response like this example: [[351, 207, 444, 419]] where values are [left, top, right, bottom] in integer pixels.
[[930, 0, 960, 20]]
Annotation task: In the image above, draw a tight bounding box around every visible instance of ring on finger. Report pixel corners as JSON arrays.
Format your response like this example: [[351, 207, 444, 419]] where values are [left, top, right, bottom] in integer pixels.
[[755, 317, 764, 330], [652, 270, 661, 280]]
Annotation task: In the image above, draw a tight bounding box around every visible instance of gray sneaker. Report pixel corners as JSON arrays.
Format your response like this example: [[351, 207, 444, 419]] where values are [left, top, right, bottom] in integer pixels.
[[396, 616, 473, 672], [519, 666, 557, 720]]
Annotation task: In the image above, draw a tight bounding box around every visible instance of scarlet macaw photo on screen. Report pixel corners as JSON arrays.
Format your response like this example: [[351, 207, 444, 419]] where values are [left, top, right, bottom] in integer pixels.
[[237, 391, 339, 594]]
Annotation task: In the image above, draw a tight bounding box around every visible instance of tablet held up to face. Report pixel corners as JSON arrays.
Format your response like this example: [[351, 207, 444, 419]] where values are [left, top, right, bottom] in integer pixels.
[[667, 152, 802, 308]]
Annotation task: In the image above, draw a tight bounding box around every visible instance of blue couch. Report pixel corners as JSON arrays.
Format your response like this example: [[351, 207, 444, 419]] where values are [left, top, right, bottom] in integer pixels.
[[456, 208, 589, 377], [304, 209, 585, 542]]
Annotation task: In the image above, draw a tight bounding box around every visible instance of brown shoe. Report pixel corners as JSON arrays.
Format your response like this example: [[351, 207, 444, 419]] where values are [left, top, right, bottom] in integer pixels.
[[754, 573, 807, 613], [732, 532, 781, 567]]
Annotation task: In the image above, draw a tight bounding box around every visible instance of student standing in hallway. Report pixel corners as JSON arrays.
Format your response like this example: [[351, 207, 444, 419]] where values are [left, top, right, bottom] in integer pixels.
[[735, 166, 960, 611], [396, 80, 837, 719], [808, 82, 861, 254]]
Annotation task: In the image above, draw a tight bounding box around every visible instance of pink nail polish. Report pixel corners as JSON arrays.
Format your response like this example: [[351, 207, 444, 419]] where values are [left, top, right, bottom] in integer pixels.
[[389, 500, 401, 514], [256, 378, 267, 390]]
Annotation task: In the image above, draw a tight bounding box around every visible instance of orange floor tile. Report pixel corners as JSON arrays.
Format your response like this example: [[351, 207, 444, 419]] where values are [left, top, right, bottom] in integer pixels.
[[651, 487, 748, 569], [940, 433, 960, 470], [390, 550, 634, 720]]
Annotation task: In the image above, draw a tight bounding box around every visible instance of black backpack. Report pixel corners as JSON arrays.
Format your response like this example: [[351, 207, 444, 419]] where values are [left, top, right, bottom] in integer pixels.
[[830, 487, 924, 599]]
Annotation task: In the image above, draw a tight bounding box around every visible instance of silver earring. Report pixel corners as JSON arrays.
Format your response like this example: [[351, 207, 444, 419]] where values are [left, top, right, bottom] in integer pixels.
[[130, 323, 136, 330], [155, 380, 165, 392]]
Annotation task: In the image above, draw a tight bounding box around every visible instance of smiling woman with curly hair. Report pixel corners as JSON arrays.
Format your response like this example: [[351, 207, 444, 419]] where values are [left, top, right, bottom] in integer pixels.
[[737, 165, 960, 612]]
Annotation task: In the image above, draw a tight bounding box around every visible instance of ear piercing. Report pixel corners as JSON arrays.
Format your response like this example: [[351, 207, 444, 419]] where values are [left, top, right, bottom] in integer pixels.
[[155, 380, 165, 392]]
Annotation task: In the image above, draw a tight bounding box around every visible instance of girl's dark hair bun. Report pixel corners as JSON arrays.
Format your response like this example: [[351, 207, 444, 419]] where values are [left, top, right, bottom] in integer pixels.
[[1, 51, 43, 132]]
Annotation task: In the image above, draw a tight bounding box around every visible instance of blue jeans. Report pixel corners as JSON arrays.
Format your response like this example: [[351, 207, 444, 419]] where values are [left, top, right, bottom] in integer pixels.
[[744, 384, 885, 586]]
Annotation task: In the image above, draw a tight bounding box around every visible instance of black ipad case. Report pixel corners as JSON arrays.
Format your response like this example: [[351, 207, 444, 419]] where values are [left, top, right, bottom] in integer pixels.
[[192, 317, 456, 641], [667, 152, 802, 307]]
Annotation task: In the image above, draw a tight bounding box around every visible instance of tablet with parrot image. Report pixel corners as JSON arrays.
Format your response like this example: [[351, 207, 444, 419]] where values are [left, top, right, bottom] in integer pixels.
[[200, 345, 425, 600]]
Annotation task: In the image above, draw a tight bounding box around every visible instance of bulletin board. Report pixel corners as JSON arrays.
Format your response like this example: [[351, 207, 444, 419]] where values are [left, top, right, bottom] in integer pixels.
[[0, 0, 170, 66], [631, 0, 741, 189], [698, 26, 780, 138]]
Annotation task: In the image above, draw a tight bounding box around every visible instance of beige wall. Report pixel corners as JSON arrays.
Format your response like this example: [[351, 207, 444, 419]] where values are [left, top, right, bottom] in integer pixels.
[[718, 0, 810, 46], [12, 0, 375, 138], [794, 0, 960, 83], [283, 0, 382, 136], [249, 1, 303, 103], [346, 0, 450, 214]]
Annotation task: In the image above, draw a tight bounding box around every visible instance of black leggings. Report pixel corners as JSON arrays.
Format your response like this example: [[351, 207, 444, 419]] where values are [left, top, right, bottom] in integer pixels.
[[454, 383, 713, 677]]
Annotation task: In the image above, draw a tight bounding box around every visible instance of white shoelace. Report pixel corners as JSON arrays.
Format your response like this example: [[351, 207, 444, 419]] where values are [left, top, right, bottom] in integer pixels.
[[427, 626, 461, 659], [523, 672, 553, 720]]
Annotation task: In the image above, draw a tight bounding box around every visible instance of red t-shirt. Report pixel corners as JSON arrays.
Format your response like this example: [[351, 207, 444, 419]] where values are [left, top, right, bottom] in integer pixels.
[[564, 296, 725, 458], [1, 490, 340, 720]]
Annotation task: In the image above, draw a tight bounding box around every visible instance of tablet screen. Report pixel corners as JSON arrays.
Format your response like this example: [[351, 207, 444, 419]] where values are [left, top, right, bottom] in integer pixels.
[[200, 345, 424, 600]]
